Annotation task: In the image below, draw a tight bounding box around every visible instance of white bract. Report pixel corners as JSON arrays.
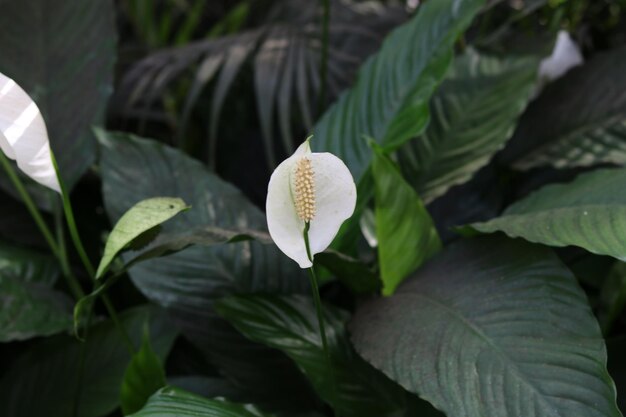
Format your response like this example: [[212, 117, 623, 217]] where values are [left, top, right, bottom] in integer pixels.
[[266, 139, 356, 268], [539, 30, 584, 83], [0, 72, 60, 192]]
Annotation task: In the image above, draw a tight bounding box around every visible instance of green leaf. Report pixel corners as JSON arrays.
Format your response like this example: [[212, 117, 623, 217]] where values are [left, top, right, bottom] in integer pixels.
[[0, 0, 115, 189], [121, 331, 168, 415], [97, 130, 317, 412], [0, 242, 70, 341], [372, 148, 441, 296], [215, 294, 415, 417], [468, 167, 626, 261], [315, 250, 380, 293], [598, 261, 626, 333], [398, 49, 538, 203], [313, 0, 486, 180], [0, 306, 177, 417], [128, 387, 273, 417], [350, 236, 622, 417], [96, 197, 189, 279], [504, 46, 626, 170]]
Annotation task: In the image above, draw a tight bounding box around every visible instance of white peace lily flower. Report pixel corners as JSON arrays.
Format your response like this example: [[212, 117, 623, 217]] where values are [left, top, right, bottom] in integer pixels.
[[266, 139, 357, 268], [0, 72, 60, 193], [539, 30, 583, 83]]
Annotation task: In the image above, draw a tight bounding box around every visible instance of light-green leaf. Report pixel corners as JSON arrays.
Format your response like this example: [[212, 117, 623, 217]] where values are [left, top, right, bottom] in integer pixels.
[[215, 294, 428, 417], [121, 331, 168, 415], [96, 197, 189, 279], [372, 148, 441, 296], [313, 0, 486, 180], [468, 167, 626, 261], [129, 387, 273, 417], [351, 236, 622, 417], [398, 49, 538, 203]]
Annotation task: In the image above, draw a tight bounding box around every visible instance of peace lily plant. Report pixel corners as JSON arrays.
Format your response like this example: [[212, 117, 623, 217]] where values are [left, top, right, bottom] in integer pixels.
[[266, 138, 356, 411]]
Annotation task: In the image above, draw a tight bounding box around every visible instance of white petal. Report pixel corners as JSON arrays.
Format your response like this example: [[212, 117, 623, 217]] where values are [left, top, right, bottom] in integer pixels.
[[266, 147, 311, 268], [0, 72, 60, 193], [539, 31, 583, 82], [307, 153, 356, 255]]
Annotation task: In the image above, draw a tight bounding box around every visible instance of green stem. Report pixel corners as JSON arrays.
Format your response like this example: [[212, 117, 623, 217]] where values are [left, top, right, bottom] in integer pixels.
[[50, 152, 135, 353], [317, 0, 330, 116], [303, 222, 338, 416], [0, 152, 85, 300]]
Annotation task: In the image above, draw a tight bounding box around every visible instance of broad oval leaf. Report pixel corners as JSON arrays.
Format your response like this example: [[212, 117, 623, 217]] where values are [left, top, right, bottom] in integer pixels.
[[96, 197, 189, 279], [351, 236, 621, 417], [215, 294, 424, 417], [398, 49, 538, 203], [372, 147, 441, 295], [129, 387, 273, 417], [469, 167, 626, 261], [0, 0, 116, 189], [0, 306, 177, 417], [503, 46, 626, 170], [97, 130, 317, 412], [313, 0, 486, 180]]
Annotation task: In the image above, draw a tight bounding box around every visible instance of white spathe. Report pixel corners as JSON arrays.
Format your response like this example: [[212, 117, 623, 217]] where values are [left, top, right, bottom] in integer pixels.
[[0, 72, 60, 193], [539, 30, 584, 82], [266, 140, 357, 268]]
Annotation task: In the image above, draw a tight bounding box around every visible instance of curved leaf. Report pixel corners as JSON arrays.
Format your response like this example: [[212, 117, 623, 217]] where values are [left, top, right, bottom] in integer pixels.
[[0, 241, 59, 285], [313, 0, 486, 180], [97, 130, 317, 412], [503, 46, 626, 170], [96, 197, 189, 279], [215, 294, 419, 417], [469, 167, 626, 261], [351, 236, 621, 417], [398, 49, 538, 202], [0, 0, 115, 188], [129, 387, 273, 417], [0, 306, 177, 417]]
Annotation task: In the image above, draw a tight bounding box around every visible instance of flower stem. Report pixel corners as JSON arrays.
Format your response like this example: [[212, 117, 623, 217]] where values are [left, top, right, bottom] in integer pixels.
[[0, 152, 85, 299], [303, 222, 338, 416]]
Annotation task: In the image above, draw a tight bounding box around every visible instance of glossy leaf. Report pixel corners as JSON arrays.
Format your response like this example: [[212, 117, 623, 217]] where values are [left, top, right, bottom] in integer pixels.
[[398, 49, 538, 203], [313, 0, 486, 180], [0, 306, 177, 417], [215, 294, 415, 417], [129, 387, 273, 417], [0, 241, 59, 285], [503, 46, 626, 170], [121, 331, 168, 415], [98, 130, 317, 412], [372, 148, 441, 296], [469, 167, 626, 261], [351, 236, 621, 417], [0, 0, 115, 189], [96, 197, 189, 279]]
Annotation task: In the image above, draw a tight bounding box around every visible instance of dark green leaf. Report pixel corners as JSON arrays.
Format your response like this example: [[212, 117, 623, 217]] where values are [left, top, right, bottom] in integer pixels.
[[313, 0, 486, 180], [98, 131, 317, 412], [372, 148, 441, 295], [0, 306, 177, 417], [96, 197, 190, 279], [398, 49, 538, 203], [315, 250, 380, 293], [598, 262, 626, 333], [469, 167, 626, 261], [129, 387, 273, 417], [0, 242, 69, 341], [121, 331, 168, 415], [215, 294, 413, 417], [0, 0, 116, 189], [504, 46, 626, 170], [351, 236, 621, 417]]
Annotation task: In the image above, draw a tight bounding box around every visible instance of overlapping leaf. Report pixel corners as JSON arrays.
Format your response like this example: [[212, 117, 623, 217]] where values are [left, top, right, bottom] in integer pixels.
[[351, 236, 622, 417]]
